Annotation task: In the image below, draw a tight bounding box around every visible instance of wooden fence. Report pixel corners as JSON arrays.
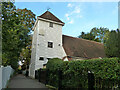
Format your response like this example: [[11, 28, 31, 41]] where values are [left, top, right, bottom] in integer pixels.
[[35, 69, 99, 90]]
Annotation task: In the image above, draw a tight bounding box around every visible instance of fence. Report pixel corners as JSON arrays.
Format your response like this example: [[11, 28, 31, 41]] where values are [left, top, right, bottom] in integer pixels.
[[35, 69, 47, 84], [35, 69, 120, 89], [0, 66, 14, 89]]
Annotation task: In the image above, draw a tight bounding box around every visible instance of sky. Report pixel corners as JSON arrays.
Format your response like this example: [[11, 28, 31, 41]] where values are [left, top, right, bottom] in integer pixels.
[[15, 2, 118, 37]]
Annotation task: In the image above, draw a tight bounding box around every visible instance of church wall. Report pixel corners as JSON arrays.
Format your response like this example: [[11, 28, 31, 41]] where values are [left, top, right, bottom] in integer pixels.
[[35, 19, 67, 70], [29, 21, 38, 78]]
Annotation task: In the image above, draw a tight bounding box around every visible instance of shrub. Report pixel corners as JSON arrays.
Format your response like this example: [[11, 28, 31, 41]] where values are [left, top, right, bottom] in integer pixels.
[[46, 58, 63, 71], [46, 58, 63, 87], [46, 57, 120, 88]]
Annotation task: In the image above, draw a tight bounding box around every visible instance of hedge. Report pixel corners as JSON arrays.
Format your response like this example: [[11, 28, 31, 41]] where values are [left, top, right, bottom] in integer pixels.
[[46, 57, 120, 88]]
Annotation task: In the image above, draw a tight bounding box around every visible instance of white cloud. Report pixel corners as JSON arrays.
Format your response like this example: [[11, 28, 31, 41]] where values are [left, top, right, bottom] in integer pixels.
[[65, 4, 82, 24], [67, 3, 73, 7], [68, 20, 74, 24], [73, 6, 81, 13], [65, 13, 70, 20]]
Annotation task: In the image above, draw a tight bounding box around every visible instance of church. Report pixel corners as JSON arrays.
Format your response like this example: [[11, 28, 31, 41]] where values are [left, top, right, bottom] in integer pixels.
[[29, 11, 105, 78]]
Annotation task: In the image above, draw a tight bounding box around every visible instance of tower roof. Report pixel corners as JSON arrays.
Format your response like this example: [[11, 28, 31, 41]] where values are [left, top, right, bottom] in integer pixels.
[[38, 11, 64, 25]]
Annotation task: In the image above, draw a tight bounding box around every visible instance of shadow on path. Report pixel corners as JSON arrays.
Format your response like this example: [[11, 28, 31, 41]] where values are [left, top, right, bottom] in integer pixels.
[[8, 74, 48, 89]]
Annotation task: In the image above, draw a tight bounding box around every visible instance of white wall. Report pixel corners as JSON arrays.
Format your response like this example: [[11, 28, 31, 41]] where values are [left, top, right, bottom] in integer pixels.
[[29, 20, 38, 78], [0, 66, 14, 89], [29, 17, 68, 78], [35, 19, 66, 70]]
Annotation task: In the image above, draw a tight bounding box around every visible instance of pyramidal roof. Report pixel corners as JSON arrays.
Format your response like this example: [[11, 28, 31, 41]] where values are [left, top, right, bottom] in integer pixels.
[[38, 11, 64, 25]]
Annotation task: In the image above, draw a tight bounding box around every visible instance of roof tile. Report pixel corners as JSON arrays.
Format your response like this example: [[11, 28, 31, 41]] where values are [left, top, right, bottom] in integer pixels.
[[38, 11, 64, 25], [62, 35, 106, 59]]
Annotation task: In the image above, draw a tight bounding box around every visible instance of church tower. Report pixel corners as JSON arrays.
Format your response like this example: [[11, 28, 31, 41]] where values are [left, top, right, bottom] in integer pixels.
[[29, 11, 66, 78]]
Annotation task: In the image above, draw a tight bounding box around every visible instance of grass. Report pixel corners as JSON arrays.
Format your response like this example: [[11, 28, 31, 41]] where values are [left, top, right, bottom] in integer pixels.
[[46, 84, 58, 90]]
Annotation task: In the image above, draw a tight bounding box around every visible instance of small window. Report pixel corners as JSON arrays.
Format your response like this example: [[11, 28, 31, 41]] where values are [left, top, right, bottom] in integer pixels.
[[43, 64, 46, 66], [48, 42, 53, 48], [47, 58, 51, 60], [39, 57, 44, 60], [49, 22, 53, 27]]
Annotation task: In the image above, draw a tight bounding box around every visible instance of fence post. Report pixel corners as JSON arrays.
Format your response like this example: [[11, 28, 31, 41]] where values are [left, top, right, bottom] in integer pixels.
[[45, 69, 48, 85], [88, 71, 95, 90], [35, 70, 38, 79], [38, 68, 41, 82], [58, 70, 62, 90]]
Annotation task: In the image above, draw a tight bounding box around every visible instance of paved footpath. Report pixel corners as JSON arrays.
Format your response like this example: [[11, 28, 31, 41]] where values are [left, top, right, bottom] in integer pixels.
[[8, 74, 48, 89]]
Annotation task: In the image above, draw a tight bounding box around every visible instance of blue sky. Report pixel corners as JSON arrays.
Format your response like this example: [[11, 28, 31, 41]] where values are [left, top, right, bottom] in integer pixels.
[[15, 2, 118, 37]]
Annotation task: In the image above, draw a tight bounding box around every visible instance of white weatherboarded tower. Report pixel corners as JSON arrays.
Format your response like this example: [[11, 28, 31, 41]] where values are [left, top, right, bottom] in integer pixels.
[[29, 11, 67, 78]]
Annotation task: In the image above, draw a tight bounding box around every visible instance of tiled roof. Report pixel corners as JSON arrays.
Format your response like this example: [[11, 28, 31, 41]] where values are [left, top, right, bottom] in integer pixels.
[[38, 11, 64, 25], [62, 35, 106, 59]]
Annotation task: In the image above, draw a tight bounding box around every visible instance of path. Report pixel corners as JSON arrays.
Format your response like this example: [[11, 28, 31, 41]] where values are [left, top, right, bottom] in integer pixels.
[[8, 74, 48, 89]]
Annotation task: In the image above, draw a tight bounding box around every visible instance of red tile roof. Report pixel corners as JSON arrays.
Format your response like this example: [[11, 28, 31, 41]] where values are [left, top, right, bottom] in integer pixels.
[[38, 11, 64, 25], [62, 35, 106, 59]]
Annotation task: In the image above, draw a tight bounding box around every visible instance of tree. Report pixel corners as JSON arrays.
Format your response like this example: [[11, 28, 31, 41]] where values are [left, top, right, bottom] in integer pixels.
[[78, 31, 101, 42], [2, 1, 19, 69], [78, 27, 109, 43], [104, 30, 118, 57], [20, 46, 31, 70], [90, 27, 109, 42], [78, 32, 85, 38], [117, 29, 120, 58], [2, 1, 36, 69]]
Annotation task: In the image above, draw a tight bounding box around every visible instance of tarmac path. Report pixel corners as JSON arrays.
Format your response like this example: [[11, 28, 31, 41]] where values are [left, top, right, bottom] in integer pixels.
[[8, 74, 48, 89]]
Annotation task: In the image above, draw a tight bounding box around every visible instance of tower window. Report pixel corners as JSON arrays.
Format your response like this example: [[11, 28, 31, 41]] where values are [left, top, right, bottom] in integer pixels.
[[48, 42, 53, 48], [49, 22, 53, 27], [39, 57, 44, 60], [47, 58, 51, 60]]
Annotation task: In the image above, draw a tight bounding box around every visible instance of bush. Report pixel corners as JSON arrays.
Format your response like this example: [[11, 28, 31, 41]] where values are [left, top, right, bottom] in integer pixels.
[[46, 58, 63, 71], [46, 57, 120, 88], [46, 58, 63, 87]]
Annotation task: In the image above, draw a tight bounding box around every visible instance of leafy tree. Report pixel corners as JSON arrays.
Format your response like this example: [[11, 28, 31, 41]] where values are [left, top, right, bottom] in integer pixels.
[[78, 31, 101, 42], [78, 27, 109, 43], [90, 27, 109, 42], [2, 1, 36, 69], [20, 46, 31, 70], [2, 2, 18, 69], [117, 29, 120, 58], [16, 8, 36, 30], [104, 30, 118, 57], [78, 32, 85, 38]]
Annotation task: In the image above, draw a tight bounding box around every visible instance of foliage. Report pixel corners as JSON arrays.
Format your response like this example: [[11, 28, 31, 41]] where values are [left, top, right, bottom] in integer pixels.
[[2, 1, 36, 69], [46, 58, 120, 88], [46, 58, 63, 87], [46, 58, 63, 71], [20, 47, 31, 70], [90, 27, 109, 42], [16, 8, 36, 31], [118, 29, 120, 58], [78, 27, 109, 43], [104, 30, 119, 57]]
